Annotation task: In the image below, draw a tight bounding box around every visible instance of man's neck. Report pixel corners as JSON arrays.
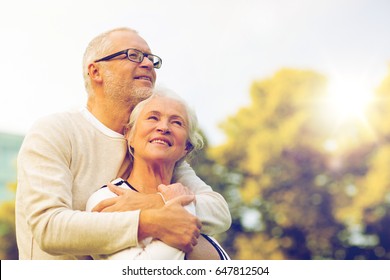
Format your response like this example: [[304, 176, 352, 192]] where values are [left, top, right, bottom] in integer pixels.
[[87, 99, 132, 134]]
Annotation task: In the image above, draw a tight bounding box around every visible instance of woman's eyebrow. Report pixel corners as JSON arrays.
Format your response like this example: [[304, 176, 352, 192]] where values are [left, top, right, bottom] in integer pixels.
[[171, 115, 185, 120], [146, 110, 161, 116]]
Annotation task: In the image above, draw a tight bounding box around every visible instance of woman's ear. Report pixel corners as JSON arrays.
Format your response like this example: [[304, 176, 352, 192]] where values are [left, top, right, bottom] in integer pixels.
[[179, 144, 191, 161], [123, 126, 130, 138], [128, 137, 133, 148], [126, 129, 135, 150], [185, 142, 194, 153]]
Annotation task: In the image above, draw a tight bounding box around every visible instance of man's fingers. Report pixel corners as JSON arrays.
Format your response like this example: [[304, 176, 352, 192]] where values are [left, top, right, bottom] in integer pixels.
[[195, 219, 202, 232], [91, 197, 117, 212], [183, 235, 199, 253], [107, 183, 126, 195], [192, 236, 199, 246], [183, 244, 194, 253]]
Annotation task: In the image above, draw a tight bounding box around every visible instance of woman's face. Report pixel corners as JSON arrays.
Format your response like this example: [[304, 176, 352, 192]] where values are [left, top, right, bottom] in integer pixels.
[[129, 96, 190, 166]]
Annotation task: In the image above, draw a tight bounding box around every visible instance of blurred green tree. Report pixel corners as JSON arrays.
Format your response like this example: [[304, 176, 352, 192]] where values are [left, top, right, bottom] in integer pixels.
[[201, 67, 390, 259], [0, 182, 18, 260]]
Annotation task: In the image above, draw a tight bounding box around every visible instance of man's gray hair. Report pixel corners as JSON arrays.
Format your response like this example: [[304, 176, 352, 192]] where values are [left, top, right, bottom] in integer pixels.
[[82, 27, 138, 94]]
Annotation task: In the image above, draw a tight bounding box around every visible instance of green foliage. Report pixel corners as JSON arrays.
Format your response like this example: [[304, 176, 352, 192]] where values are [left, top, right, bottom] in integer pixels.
[[204, 67, 390, 259], [0, 182, 18, 260]]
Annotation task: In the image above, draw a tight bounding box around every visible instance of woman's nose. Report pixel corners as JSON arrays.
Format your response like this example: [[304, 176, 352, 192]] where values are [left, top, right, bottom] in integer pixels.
[[157, 122, 170, 134]]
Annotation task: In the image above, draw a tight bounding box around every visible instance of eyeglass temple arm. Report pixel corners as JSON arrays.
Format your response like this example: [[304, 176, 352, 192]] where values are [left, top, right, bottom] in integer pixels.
[[94, 50, 128, 63]]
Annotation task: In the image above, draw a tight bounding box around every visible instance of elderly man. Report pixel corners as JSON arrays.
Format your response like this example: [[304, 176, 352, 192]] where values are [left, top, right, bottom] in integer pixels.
[[15, 27, 231, 260]]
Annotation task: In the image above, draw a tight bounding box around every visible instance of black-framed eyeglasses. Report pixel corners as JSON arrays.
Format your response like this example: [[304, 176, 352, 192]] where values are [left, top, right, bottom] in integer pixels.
[[94, 48, 162, 69]]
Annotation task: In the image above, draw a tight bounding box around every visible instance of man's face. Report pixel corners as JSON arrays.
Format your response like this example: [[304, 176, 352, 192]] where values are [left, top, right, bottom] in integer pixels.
[[101, 30, 157, 103]]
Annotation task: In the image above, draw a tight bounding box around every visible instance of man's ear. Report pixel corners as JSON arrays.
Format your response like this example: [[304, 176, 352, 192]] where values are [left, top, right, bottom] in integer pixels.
[[88, 63, 103, 83]]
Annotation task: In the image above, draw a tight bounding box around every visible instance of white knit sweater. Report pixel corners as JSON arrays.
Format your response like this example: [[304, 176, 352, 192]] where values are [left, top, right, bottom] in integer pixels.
[[15, 108, 231, 259]]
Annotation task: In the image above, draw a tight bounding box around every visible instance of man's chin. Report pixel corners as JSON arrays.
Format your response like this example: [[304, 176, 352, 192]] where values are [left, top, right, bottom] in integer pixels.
[[135, 87, 153, 98], [135, 79, 154, 88]]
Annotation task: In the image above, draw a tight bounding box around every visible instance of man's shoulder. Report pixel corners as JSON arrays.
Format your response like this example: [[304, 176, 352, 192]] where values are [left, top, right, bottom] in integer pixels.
[[36, 109, 82, 122], [31, 110, 85, 130]]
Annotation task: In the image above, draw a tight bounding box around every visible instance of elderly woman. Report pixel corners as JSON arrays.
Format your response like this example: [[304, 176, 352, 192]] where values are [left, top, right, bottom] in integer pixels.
[[86, 88, 229, 260]]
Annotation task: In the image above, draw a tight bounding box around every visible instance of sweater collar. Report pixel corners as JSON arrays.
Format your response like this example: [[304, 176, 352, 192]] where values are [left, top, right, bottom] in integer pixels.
[[80, 107, 124, 139]]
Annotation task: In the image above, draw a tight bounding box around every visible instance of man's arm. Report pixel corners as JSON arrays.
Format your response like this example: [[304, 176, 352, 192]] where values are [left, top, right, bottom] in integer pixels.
[[95, 162, 232, 236], [173, 161, 232, 235], [16, 115, 139, 257], [138, 195, 201, 253], [90, 183, 201, 252], [88, 188, 199, 259]]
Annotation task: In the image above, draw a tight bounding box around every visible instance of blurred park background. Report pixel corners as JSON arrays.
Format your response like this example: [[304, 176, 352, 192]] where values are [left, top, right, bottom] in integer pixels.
[[2, 66, 390, 259]]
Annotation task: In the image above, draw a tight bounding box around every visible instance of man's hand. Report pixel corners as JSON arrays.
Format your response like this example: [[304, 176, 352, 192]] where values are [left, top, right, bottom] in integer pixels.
[[92, 183, 164, 212], [139, 195, 202, 253]]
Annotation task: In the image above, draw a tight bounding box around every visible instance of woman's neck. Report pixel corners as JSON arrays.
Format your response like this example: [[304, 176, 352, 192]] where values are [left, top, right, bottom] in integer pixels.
[[127, 160, 175, 193]]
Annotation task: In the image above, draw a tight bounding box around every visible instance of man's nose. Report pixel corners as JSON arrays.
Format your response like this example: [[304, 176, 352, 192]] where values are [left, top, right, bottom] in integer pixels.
[[140, 56, 154, 69]]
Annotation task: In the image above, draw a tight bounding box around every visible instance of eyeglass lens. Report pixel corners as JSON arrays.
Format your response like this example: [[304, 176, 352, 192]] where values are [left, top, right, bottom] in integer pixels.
[[127, 49, 161, 68]]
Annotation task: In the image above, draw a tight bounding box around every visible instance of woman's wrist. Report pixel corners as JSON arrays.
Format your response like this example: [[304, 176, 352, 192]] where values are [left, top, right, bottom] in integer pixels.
[[157, 192, 167, 204]]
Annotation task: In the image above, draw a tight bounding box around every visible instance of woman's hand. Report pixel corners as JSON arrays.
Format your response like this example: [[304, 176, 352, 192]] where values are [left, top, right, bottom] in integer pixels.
[[158, 183, 194, 202]]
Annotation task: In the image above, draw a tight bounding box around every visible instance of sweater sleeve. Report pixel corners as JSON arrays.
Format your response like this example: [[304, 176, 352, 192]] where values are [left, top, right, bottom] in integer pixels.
[[16, 115, 139, 256], [173, 161, 232, 235]]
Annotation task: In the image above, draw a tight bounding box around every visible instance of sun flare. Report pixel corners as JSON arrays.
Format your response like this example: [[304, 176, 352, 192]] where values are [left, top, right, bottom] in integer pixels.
[[319, 77, 377, 153], [326, 81, 374, 122]]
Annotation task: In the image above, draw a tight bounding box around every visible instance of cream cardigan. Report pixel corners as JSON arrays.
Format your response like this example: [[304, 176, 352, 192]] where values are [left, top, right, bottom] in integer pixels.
[[15, 108, 231, 259]]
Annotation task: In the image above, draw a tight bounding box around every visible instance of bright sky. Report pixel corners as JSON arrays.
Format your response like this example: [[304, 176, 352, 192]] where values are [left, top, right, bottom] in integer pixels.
[[1, 0, 389, 146]]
